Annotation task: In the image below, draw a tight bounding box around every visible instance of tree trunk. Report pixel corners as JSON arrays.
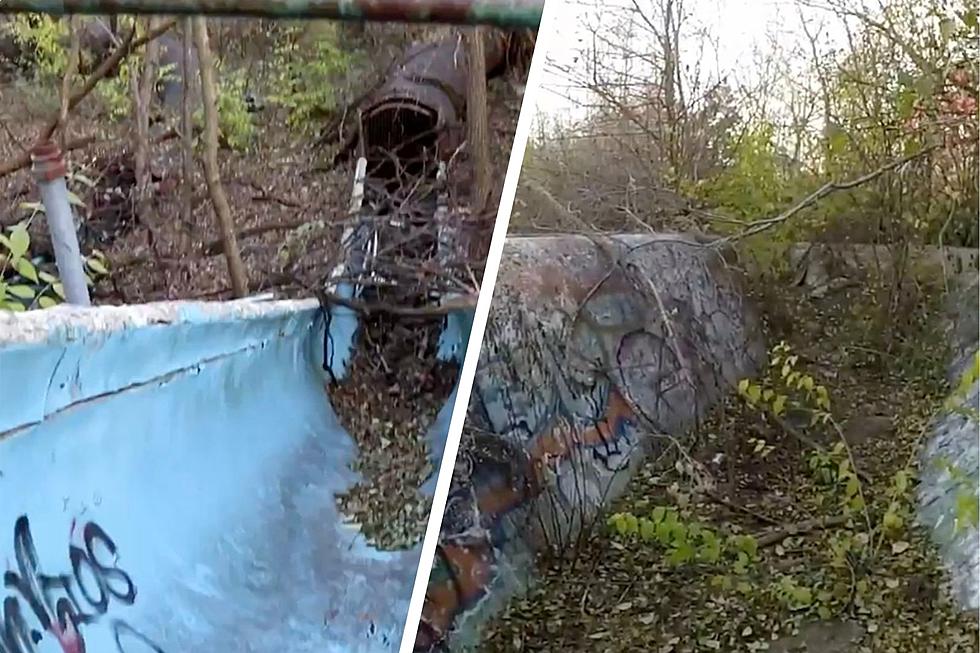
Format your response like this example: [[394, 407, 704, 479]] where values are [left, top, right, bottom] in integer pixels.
[[57, 16, 81, 147], [466, 27, 490, 212], [193, 15, 248, 297], [180, 18, 194, 233], [133, 17, 161, 221]]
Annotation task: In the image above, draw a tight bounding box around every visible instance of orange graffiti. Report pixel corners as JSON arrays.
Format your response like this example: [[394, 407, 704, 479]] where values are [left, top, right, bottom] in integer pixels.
[[418, 541, 495, 648], [527, 387, 635, 470], [417, 386, 637, 650]]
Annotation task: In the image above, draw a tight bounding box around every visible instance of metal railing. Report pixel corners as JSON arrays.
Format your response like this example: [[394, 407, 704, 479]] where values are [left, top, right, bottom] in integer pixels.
[[0, 0, 544, 28]]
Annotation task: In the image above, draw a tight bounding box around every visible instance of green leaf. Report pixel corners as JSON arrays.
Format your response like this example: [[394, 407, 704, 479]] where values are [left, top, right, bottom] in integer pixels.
[[7, 285, 35, 299], [66, 190, 86, 208], [14, 257, 38, 283], [882, 510, 904, 533], [1, 300, 26, 312], [746, 384, 762, 404], [18, 201, 44, 214], [651, 506, 667, 524], [38, 296, 58, 309], [38, 270, 59, 284], [893, 471, 909, 494], [962, 8, 978, 30], [738, 379, 750, 394], [772, 394, 787, 416], [791, 586, 813, 609], [86, 257, 109, 276], [954, 491, 980, 530], [52, 283, 65, 300], [8, 226, 30, 260], [622, 513, 639, 536], [70, 172, 96, 188], [639, 517, 657, 542], [667, 540, 695, 566], [698, 531, 721, 563]]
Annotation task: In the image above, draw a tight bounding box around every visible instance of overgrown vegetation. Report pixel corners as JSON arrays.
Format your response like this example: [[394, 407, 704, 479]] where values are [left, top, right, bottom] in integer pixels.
[[516, 0, 978, 250], [483, 261, 977, 652], [481, 0, 977, 650], [267, 22, 351, 130]]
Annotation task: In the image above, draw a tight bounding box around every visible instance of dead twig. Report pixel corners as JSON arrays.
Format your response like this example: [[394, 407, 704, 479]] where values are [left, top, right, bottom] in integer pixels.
[[703, 490, 782, 526], [755, 514, 850, 548], [201, 220, 305, 255], [0, 136, 99, 177], [316, 288, 477, 317], [43, 20, 176, 142], [57, 17, 82, 141]]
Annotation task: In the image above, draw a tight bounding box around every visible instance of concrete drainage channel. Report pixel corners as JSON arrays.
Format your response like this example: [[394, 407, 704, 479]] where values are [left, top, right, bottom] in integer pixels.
[[0, 13, 530, 653], [412, 236, 979, 652], [918, 272, 979, 613], [415, 234, 767, 650], [0, 297, 466, 652]]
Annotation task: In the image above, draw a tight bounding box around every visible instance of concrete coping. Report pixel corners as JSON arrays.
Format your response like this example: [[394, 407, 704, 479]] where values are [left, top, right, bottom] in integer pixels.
[[0, 296, 321, 346]]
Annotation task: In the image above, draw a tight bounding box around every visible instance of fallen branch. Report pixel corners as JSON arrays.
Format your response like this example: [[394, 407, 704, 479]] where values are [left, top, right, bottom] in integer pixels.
[[315, 289, 477, 317], [703, 491, 781, 526], [0, 135, 98, 177], [756, 514, 850, 548], [201, 220, 305, 255], [712, 146, 938, 247], [246, 182, 305, 209]]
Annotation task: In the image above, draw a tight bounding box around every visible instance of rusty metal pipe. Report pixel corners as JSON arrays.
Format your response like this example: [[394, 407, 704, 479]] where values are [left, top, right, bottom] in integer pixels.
[[0, 0, 544, 28], [356, 32, 507, 172]]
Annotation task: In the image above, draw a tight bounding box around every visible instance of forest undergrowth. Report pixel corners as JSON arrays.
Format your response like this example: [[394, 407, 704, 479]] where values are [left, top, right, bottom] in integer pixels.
[[480, 254, 978, 653]]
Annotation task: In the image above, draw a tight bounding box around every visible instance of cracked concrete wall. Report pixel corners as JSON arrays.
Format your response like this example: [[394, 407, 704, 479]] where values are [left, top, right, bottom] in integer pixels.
[[0, 297, 457, 653], [918, 273, 979, 613], [415, 234, 766, 651]]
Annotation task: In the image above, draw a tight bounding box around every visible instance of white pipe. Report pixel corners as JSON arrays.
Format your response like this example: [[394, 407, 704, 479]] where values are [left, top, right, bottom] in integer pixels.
[[31, 143, 90, 307]]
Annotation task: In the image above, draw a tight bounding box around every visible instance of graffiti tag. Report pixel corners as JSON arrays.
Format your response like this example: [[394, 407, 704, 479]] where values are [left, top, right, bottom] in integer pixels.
[[1, 515, 164, 652]]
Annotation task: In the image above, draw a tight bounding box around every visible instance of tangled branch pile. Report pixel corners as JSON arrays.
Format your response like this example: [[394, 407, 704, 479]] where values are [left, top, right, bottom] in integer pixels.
[[328, 155, 490, 549]]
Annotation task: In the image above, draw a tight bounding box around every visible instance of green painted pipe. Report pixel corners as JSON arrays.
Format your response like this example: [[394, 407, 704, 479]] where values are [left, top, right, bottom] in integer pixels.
[[0, 0, 543, 28]]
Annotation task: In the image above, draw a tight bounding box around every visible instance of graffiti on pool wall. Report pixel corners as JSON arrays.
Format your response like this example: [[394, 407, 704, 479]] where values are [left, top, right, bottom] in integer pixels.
[[415, 237, 760, 651], [416, 289, 673, 649], [1, 515, 164, 652]]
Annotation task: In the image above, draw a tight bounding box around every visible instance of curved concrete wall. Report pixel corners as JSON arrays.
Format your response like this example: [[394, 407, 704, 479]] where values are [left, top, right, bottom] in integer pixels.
[[416, 234, 766, 651], [0, 297, 464, 653], [918, 273, 979, 612]]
